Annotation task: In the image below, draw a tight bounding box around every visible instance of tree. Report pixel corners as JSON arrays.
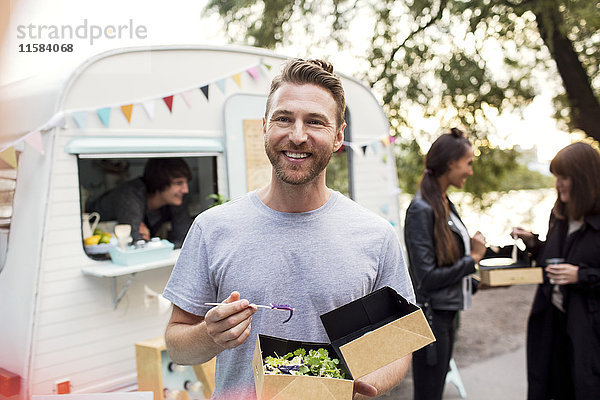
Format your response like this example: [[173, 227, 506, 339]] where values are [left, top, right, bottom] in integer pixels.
[[205, 0, 599, 141], [204, 0, 596, 194]]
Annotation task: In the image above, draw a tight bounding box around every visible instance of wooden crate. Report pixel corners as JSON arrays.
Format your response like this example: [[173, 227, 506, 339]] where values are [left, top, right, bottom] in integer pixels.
[[135, 337, 215, 400]]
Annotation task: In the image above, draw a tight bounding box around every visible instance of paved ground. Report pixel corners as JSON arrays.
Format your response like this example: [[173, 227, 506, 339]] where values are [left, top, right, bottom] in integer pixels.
[[382, 284, 537, 399]]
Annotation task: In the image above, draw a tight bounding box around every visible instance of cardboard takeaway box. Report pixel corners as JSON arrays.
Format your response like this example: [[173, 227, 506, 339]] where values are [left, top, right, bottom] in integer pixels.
[[252, 286, 435, 400], [479, 264, 543, 286], [478, 246, 543, 286]]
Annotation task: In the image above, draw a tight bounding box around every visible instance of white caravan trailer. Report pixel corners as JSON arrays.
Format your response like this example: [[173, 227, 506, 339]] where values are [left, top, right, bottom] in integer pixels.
[[0, 45, 401, 398]]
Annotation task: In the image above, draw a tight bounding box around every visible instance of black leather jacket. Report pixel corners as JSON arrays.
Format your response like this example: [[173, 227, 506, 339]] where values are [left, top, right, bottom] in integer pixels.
[[404, 191, 476, 310]]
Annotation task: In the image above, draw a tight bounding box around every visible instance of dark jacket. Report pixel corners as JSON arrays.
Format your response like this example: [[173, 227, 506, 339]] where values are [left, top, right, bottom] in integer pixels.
[[526, 213, 600, 400], [404, 191, 476, 310]]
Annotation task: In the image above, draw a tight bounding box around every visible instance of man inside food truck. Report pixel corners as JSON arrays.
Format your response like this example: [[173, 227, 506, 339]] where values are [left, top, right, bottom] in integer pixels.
[[86, 157, 193, 248], [163, 58, 415, 399]]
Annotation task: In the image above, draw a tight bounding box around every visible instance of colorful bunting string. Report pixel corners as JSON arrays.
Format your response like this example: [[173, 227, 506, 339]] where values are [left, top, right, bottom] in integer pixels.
[[2, 58, 401, 172]]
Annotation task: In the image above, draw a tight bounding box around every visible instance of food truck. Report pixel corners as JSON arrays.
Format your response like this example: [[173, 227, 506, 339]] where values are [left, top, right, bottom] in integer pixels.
[[0, 45, 402, 398]]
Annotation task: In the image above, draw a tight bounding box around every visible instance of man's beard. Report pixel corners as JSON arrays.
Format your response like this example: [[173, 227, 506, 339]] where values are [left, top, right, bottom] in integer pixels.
[[265, 141, 333, 185]]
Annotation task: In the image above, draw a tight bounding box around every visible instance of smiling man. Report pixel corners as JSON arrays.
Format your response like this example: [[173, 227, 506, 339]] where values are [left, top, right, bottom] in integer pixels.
[[163, 59, 415, 399]]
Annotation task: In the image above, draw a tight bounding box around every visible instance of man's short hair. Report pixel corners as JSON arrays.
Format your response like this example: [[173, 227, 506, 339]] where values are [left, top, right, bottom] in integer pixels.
[[265, 58, 346, 128], [143, 158, 191, 194]]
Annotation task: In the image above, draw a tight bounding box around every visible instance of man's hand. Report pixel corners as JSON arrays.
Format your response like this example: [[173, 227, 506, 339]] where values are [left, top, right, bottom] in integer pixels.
[[205, 291, 257, 350], [353, 380, 378, 399], [352, 354, 411, 399], [165, 291, 257, 365]]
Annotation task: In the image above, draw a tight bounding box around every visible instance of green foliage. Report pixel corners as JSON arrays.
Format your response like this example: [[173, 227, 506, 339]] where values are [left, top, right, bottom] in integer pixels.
[[205, 0, 599, 193], [394, 139, 554, 202], [326, 150, 350, 196], [394, 138, 425, 194], [206, 193, 230, 208]]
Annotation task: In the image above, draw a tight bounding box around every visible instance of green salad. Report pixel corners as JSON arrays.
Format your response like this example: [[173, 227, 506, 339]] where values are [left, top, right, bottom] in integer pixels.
[[263, 348, 346, 379]]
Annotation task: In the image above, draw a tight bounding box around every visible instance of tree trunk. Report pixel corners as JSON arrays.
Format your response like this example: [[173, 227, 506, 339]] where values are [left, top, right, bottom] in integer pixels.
[[534, 3, 600, 142]]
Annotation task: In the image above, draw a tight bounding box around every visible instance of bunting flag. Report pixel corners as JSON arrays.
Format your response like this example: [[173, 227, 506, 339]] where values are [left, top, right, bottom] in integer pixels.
[[142, 100, 155, 119], [163, 95, 174, 113], [232, 73, 242, 88], [24, 131, 44, 154], [0, 147, 17, 169], [121, 104, 133, 123], [72, 111, 88, 129], [216, 79, 226, 94], [200, 84, 209, 100], [247, 66, 260, 80], [370, 142, 379, 154], [380, 204, 390, 215], [181, 90, 194, 108], [361, 145, 368, 155], [96, 107, 111, 127], [263, 63, 272, 70]]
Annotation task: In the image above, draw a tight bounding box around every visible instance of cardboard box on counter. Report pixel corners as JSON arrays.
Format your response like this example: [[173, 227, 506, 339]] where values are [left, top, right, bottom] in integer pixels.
[[253, 286, 435, 400]]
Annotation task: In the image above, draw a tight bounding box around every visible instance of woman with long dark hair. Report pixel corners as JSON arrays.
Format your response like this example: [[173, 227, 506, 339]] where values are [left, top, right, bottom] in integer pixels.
[[512, 142, 600, 399], [404, 128, 487, 400]]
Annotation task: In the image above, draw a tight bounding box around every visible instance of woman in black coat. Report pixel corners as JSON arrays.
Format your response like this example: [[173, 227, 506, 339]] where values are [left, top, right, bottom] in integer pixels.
[[513, 142, 600, 399], [404, 128, 487, 400]]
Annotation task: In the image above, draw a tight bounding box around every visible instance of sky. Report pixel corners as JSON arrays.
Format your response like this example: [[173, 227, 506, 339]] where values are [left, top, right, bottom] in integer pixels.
[[0, 0, 571, 165]]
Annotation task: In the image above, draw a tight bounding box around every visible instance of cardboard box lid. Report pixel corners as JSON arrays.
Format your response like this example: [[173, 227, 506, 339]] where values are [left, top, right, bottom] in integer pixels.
[[320, 286, 435, 379]]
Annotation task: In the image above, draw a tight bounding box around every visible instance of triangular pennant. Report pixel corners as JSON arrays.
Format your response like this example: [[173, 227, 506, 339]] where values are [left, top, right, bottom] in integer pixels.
[[349, 143, 361, 154], [72, 111, 88, 130], [380, 136, 390, 147], [96, 107, 111, 127], [181, 90, 194, 108], [232, 73, 242, 88], [142, 100, 155, 119], [336, 144, 346, 154], [389, 135, 397, 144], [216, 79, 226, 94], [263, 62, 272, 70], [247, 66, 260, 80], [370, 142, 379, 154], [25, 131, 44, 154], [361, 145, 368, 155], [162, 95, 174, 112], [121, 104, 133, 123], [200, 85, 209, 100], [0, 147, 17, 169], [380, 204, 390, 215]]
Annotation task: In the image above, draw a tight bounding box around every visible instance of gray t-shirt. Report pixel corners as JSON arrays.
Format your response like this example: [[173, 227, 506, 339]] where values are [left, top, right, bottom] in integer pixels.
[[163, 190, 415, 399]]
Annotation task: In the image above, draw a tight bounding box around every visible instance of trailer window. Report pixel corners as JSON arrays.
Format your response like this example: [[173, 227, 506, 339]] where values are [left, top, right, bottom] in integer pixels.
[[0, 158, 18, 273], [77, 155, 219, 257]]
